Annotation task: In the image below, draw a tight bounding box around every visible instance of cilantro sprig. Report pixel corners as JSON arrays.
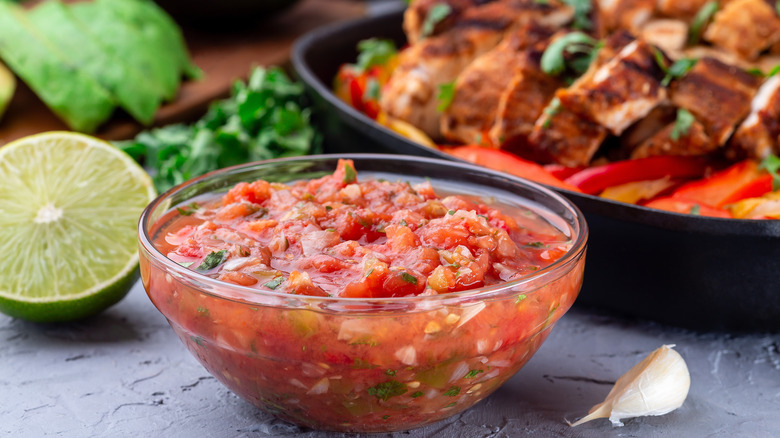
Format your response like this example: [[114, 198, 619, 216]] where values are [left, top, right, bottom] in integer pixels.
[[654, 51, 698, 87], [354, 38, 397, 74], [421, 3, 453, 38], [115, 67, 320, 193], [688, 1, 719, 46], [759, 154, 780, 191], [196, 250, 228, 272], [670, 108, 695, 141], [437, 81, 456, 112], [541, 32, 600, 77]]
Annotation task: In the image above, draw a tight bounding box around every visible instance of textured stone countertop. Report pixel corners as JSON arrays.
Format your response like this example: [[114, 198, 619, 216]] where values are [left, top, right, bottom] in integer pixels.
[[2, 281, 779, 438]]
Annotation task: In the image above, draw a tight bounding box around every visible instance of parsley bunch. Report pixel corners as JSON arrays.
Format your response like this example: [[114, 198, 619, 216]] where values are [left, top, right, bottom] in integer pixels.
[[116, 67, 320, 192]]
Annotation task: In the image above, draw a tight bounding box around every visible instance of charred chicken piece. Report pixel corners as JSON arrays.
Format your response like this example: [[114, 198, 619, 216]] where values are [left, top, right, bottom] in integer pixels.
[[669, 57, 761, 146], [381, 0, 574, 138], [596, 0, 655, 33], [440, 22, 556, 145], [703, 0, 780, 61], [523, 101, 609, 166], [488, 45, 564, 149], [630, 118, 715, 159], [557, 34, 667, 136], [640, 19, 688, 55], [403, 0, 497, 45], [655, 0, 711, 20], [729, 75, 780, 159]]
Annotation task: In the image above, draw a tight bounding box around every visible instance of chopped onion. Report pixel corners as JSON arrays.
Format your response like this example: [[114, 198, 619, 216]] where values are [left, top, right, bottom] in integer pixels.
[[306, 377, 329, 395]]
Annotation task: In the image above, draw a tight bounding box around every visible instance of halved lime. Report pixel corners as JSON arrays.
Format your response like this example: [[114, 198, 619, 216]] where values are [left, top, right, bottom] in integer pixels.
[[0, 131, 156, 322]]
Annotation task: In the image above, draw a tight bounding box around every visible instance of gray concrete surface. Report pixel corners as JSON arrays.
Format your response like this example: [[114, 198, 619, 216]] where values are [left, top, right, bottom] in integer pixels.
[[2, 280, 778, 437]]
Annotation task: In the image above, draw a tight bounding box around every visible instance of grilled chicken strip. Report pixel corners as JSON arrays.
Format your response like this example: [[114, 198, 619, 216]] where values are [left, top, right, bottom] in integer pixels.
[[703, 0, 780, 61], [640, 19, 688, 54], [729, 75, 780, 159], [655, 0, 710, 20], [440, 22, 555, 145], [631, 119, 715, 159], [488, 43, 564, 149], [669, 57, 761, 146], [557, 33, 667, 136], [524, 102, 609, 166], [381, 0, 574, 138], [404, 0, 496, 45], [596, 0, 654, 33]]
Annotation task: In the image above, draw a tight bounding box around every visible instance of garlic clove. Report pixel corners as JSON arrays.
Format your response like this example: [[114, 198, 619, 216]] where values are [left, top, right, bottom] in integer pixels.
[[569, 344, 691, 427]]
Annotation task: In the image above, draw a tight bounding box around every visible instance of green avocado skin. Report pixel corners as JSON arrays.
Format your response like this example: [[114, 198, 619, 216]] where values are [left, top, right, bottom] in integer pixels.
[[70, 0, 182, 102], [0, 2, 115, 133], [0, 62, 14, 120], [27, 0, 163, 125]]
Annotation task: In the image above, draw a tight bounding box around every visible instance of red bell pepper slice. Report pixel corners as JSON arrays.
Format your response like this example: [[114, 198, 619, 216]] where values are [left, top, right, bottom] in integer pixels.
[[444, 146, 582, 192], [564, 156, 711, 195], [543, 164, 586, 180], [643, 197, 732, 218], [670, 160, 771, 207]]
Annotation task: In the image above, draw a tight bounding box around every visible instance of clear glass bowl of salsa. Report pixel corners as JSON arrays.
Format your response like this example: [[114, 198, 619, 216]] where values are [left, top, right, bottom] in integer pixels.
[[138, 154, 588, 433]]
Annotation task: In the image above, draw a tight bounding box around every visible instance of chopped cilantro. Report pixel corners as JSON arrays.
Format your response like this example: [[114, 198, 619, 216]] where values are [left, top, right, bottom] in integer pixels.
[[196, 306, 209, 316], [364, 78, 381, 100], [561, 0, 593, 30], [400, 219, 408, 226], [382, 415, 391, 420], [447, 210, 455, 215], [401, 272, 418, 285], [343, 163, 357, 184], [541, 32, 599, 76], [354, 38, 397, 73], [367, 380, 408, 401], [444, 386, 461, 396], [325, 228, 336, 232], [437, 81, 456, 112], [670, 108, 695, 141], [464, 369, 483, 379], [542, 97, 562, 129], [445, 402, 457, 408], [689, 204, 701, 216], [688, 2, 719, 46], [190, 335, 205, 346], [385, 369, 397, 376], [264, 276, 284, 290], [759, 154, 780, 191], [525, 241, 547, 248], [176, 202, 200, 216], [196, 250, 228, 272], [515, 294, 527, 303], [421, 3, 452, 38], [654, 52, 697, 87], [411, 391, 424, 398], [325, 205, 333, 211]]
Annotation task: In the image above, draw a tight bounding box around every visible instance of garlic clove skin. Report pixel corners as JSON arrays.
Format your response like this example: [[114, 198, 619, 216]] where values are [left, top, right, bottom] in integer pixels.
[[569, 344, 691, 427]]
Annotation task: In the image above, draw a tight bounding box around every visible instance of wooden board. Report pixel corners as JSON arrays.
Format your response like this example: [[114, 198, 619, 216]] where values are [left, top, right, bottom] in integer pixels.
[[0, 0, 365, 144]]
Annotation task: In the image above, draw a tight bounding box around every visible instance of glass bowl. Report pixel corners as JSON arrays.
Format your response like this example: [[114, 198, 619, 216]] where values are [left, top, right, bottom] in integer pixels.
[[137, 154, 588, 433]]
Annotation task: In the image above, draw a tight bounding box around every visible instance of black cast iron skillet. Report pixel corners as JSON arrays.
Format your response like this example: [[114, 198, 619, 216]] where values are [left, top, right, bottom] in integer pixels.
[[292, 7, 780, 332]]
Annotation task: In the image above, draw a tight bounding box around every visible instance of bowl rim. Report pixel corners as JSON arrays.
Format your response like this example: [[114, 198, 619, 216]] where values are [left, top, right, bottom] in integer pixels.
[[290, 7, 780, 238], [138, 153, 588, 308]]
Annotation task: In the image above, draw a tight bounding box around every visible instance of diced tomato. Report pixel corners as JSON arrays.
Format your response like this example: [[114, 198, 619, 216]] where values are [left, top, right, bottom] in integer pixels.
[[444, 146, 582, 192], [643, 197, 732, 218], [670, 160, 771, 207], [564, 156, 711, 195]]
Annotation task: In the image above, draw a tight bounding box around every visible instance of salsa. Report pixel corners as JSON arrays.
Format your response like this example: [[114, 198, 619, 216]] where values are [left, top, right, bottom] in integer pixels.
[[141, 159, 586, 432], [155, 159, 572, 298]]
